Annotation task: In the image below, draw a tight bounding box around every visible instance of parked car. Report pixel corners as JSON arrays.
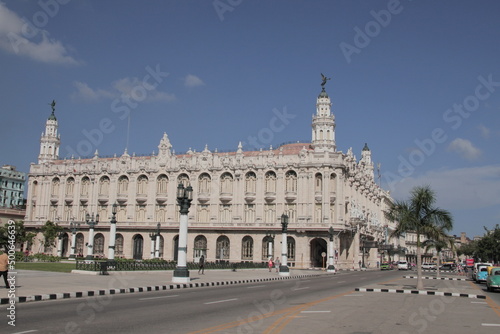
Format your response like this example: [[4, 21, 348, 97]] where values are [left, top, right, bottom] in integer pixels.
[[440, 263, 455, 271], [473, 263, 493, 281], [422, 263, 436, 269], [486, 267, 500, 292], [380, 262, 391, 270], [397, 261, 409, 270], [476, 266, 490, 283]]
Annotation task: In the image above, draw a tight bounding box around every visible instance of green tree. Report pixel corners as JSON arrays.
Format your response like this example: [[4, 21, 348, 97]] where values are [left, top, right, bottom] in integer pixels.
[[385, 185, 453, 290], [0, 220, 32, 250], [41, 220, 63, 251]]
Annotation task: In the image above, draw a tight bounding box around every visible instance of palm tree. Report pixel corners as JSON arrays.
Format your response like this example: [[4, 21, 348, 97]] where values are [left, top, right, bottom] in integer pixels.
[[385, 186, 453, 290], [422, 235, 454, 279]]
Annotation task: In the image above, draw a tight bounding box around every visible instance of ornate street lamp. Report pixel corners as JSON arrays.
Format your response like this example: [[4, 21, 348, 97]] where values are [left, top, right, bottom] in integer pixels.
[[265, 231, 275, 259], [108, 203, 118, 260], [279, 214, 290, 276], [85, 212, 99, 260], [173, 183, 193, 283], [327, 226, 336, 273], [69, 219, 80, 260]]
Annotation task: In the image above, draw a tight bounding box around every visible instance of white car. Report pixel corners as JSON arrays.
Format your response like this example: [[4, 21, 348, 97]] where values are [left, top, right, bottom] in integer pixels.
[[398, 261, 409, 270], [422, 263, 436, 269]]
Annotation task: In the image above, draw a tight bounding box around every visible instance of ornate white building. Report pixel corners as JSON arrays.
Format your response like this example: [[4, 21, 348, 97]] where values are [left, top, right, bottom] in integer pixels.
[[24, 83, 399, 269]]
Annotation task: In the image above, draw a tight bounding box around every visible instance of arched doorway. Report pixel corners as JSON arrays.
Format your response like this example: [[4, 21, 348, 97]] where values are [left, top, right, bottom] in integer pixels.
[[173, 235, 179, 262], [133, 234, 144, 260], [310, 238, 327, 268], [62, 233, 69, 257]]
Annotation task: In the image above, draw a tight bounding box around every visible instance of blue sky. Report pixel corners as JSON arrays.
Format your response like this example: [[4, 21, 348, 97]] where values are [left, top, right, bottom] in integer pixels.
[[1, 0, 499, 238]]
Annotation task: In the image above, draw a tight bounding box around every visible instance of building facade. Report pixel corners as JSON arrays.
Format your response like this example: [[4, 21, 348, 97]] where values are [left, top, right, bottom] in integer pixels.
[[0, 165, 26, 208], [24, 84, 399, 269]]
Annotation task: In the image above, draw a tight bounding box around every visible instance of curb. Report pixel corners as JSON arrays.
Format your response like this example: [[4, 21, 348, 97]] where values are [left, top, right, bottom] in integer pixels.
[[403, 275, 467, 281], [0, 274, 320, 305], [355, 287, 486, 299]]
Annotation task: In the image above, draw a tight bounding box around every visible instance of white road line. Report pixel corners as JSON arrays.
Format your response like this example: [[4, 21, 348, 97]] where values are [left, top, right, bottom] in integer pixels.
[[482, 323, 500, 327], [139, 295, 179, 301], [345, 294, 364, 297], [293, 287, 310, 291], [299, 280, 311, 282], [301, 311, 331, 313], [12, 331, 38, 334], [247, 285, 266, 289], [204, 298, 238, 305], [471, 301, 487, 304]]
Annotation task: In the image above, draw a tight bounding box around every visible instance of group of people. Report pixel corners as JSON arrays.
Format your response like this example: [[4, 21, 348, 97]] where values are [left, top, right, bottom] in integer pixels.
[[268, 257, 281, 272]]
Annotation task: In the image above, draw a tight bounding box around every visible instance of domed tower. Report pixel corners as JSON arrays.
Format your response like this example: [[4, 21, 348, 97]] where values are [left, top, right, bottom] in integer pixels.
[[311, 74, 336, 152], [38, 100, 60, 164]]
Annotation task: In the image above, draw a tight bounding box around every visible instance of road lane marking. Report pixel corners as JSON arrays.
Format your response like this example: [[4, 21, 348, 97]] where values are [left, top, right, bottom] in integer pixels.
[[482, 323, 500, 327], [471, 301, 487, 304], [139, 295, 179, 301], [247, 285, 266, 289], [300, 310, 331, 313], [204, 298, 238, 305], [292, 287, 310, 291], [12, 331, 38, 334], [345, 294, 364, 297], [337, 281, 346, 283]]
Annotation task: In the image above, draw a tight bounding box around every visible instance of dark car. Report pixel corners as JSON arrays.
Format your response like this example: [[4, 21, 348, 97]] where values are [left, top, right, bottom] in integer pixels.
[[440, 263, 455, 271]]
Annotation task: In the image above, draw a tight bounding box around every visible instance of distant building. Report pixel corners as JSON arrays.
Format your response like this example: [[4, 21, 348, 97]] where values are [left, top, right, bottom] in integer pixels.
[[0, 164, 26, 208], [25, 83, 401, 268]]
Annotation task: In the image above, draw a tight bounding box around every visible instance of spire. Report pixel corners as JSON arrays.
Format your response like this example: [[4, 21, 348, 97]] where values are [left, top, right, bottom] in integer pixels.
[[38, 100, 60, 164], [311, 74, 336, 152]]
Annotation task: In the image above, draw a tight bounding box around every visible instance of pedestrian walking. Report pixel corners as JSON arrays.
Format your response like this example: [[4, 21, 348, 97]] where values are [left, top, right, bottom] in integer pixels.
[[268, 257, 274, 272], [275, 257, 280, 272], [0, 248, 9, 288], [358, 260, 361, 269], [198, 255, 205, 274]]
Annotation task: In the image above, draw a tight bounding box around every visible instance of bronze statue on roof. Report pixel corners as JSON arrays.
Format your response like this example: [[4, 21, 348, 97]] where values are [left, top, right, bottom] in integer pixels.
[[321, 73, 331, 87]]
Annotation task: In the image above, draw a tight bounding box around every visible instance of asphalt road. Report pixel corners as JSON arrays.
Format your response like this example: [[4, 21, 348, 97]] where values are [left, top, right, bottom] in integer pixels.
[[3, 270, 500, 334]]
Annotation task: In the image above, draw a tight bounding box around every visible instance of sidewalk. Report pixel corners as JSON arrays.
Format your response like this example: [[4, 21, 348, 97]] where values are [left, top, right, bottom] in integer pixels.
[[0, 268, 327, 304]]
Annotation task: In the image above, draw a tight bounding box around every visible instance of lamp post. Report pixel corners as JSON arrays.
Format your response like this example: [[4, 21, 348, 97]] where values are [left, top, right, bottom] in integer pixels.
[[57, 231, 65, 257], [173, 183, 193, 283], [360, 234, 367, 270], [85, 212, 99, 260], [155, 223, 161, 258], [149, 230, 156, 259], [69, 220, 80, 260], [327, 226, 336, 273], [108, 203, 118, 260], [279, 214, 290, 276]]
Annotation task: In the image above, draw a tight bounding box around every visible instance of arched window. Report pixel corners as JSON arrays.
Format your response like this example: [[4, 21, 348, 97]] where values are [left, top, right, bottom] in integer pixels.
[[262, 236, 274, 260], [94, 233, 105, 257], [156, 174, 168, 194], [242, 236, 253, 260], [99, 176, 110, 196], [76, 233, 84, 257], [216, 235, 230, 260], [220, 173, 233, 194], [194, 235, 207, 260], [115, 234, 124, 256], [118, 175, 129, 195], [287, 237, 296, 260], [51, 177, 60, 196], [80, 177, 90, 197], [285, 170, 297, 192], [66, 177, 75, 196], [137, 175, 148, 195], [198, 173, 211, 194], [315, 173, 322, 192], [245, 172, 256, 193], [330, 173, 337, 193], [265, 171, 276, 193]]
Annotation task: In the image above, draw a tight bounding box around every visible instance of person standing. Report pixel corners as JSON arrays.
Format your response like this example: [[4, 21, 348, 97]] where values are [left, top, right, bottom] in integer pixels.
[[198, 254, 205, 275], [275, 257, 280, 273], [0, 249, 9, 288], [268, 257, 274, 272]]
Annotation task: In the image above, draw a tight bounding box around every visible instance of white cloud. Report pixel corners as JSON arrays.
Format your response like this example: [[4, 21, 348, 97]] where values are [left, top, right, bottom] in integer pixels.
[[447, 138, 481, 161], [184, 74, 205, 87], [391, 165, 500, 211], [72, 78, 175, 102], [0, 3, 80, 65], [478, 124, 490, 138]]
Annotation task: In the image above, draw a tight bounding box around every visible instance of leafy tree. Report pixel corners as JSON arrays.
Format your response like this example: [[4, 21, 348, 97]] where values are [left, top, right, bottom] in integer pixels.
[[41, 220, 63, 250], [0, 220, 32, 250], [385, 185, 453, 290]]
